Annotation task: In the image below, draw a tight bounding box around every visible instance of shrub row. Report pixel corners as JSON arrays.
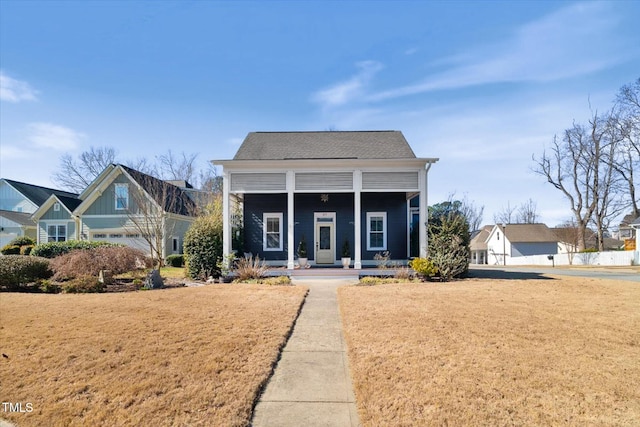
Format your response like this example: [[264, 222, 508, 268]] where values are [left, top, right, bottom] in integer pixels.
[[1, 236, 35, 256], [0, 255, 52, 290], [31, 240, 122, 258], [165, 254, 185, 268]]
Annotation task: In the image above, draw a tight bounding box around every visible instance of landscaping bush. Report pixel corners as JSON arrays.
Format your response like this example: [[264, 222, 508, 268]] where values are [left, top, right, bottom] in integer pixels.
[[409, 257, 438, 280], [0, 255, 52, 290], [234, 256, 268, 281], [8, 236, 35, 247], [428, 201, 471, 281], [39, 280, 61, 294], [1, 245, 21, 255], [31, 240, 122, 258], [184, 197, 223, 280], [20, 245, 34, 255], [62, 275, 105, 293], [166, 254, 185, 268], [50, 246, 150, 281]]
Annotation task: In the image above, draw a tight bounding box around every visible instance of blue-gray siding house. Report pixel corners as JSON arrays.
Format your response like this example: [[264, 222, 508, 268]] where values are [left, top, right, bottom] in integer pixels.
[[214, 131, 438, 269]]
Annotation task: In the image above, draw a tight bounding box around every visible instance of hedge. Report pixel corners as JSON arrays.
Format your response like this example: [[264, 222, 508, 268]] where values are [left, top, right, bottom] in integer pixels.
[[165, 254, 185, 268], [0, 255, 52, 290], [30, 240, 122, 258]]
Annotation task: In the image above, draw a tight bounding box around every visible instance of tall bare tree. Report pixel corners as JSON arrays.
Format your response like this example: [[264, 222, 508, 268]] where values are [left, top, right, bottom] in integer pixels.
[[52, 146, 116, 193], [612, 78, 640, 218], [534, 118, 601, 251], [493, 202, 517, 225], [516, 198, 539, 224]]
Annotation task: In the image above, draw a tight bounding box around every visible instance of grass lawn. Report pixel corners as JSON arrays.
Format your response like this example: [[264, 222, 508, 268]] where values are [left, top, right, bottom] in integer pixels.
[[0, 284, 306, 427], [338, 276, 640, 426]]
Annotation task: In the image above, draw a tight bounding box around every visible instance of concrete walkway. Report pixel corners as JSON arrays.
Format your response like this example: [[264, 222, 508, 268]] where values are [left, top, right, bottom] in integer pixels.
[[252, 278, 361, 427]]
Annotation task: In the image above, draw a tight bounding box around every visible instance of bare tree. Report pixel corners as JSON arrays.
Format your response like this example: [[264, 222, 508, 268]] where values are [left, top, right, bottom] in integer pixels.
[[533, 119, 600, 251], [612, 78, 640, 218], [156, 150, 199, 184], [52, 146, 116, 193], [493, 202, 516, 225], [124, 170, 197, 268], [459, 195, 485, 232], [516, 198, 539, 224]]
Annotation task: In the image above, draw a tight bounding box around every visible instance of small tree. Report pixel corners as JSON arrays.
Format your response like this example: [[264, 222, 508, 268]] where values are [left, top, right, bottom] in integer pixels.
[[428, 200, 470, 280], [183, 196, 223, 280]]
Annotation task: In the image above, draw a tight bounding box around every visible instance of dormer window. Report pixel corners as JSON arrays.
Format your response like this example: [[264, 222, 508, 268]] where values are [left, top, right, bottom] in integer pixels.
[[115, 183, 129, 210]]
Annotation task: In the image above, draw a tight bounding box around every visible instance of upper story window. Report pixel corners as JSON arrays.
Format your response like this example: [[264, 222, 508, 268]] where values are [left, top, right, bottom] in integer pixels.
[[115, 183, 129, 210], [367, 212, 387, 251], [53, 202, 60, 212]]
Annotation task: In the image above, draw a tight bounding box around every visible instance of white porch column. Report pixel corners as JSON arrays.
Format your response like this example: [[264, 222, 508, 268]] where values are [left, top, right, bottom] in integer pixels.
[[419, 167, 428, 258], [222, 170, 231, 257], [286, 171, 295, 270], [354, 170, 362, 269]]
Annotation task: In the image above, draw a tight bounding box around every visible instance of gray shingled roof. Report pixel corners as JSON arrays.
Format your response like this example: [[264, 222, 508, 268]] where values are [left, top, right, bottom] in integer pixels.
[[504, 224, 558, 243], [233, 131, 417, 160], [3, 179, 78, 207], [0, 210, 35, 227]]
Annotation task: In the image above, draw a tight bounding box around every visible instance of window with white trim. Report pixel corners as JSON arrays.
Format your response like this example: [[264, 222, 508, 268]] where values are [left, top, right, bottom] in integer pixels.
[[263, 213, 283, 251], [366, 212, 387, 251], [47, 225, 66, 242], [115, 183, 129, 210], [53, 202, 60, 212]]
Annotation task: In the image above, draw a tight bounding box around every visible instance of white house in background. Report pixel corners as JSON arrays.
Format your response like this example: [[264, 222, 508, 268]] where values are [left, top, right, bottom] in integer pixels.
[[469, 225, 492, 264], [486, 223, 558, 265], [630, 216, 640, 264], [0, 178, 78, 247]]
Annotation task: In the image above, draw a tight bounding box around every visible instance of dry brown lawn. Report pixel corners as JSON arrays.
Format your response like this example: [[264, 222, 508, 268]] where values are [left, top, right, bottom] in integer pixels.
[[0, 284, 306, 427], [339, 276, 640, 426]]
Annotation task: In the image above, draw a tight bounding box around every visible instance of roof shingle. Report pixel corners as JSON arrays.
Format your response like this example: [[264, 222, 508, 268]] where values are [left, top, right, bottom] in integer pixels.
[[233, 131, 417, 160]]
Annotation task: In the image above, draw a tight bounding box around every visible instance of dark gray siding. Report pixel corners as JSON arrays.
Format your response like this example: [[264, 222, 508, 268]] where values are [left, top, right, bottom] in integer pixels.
[[243, 194, 288, 261], [243, 192, 409, 262], [361, 192, 407, 260]]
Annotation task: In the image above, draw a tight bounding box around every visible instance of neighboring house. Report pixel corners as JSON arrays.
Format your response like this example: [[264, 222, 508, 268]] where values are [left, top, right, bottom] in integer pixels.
[[0, 178, 78, 247], [469, 225, 493, 264], [618, 213, 637, 240], [26, 164, 197, 258], [71, 164, 197, 257], [0, 210, 37, 247], [629, 216, 640, 257], [486, 223, 558, 265], [213, 131, 438, 269], [552, 226, 624, 253]]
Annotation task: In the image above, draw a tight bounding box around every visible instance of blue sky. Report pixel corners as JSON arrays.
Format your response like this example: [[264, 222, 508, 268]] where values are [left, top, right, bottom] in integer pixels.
[[1, 0, 639, 228]]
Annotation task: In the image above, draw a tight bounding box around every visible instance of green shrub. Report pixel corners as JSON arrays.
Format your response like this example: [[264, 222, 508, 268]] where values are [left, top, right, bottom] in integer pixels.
[[1, 245, 21, 255], [166, 254, 185, 268], [20, 245, 34, 255], [0, 255, 52, 290], [62, 275, 105, 293], [39, 280, 61, 294], [409, 258, 438, 280], [9, 236, 35, 247], [31, 240, 121, 258], [184, 198, 223, 280], [51, 246, 150, 281]]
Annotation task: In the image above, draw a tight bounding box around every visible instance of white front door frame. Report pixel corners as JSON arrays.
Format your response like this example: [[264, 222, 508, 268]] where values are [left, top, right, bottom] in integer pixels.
[[314, 212, 336, 265]]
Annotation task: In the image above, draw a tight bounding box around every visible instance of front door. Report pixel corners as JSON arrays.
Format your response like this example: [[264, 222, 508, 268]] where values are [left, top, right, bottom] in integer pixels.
[[315, 221, 335, 264]]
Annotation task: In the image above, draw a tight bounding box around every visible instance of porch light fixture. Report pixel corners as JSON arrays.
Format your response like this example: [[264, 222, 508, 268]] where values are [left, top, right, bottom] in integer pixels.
[[320, 194, 329, 203]]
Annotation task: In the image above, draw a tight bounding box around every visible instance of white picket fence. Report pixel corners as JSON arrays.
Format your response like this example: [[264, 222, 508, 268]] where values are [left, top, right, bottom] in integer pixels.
[[503, 251, 637, 267]]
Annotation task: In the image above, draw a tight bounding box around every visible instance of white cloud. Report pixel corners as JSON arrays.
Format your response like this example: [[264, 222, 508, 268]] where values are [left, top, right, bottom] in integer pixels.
[[0, 145, 30, 160], [0, 71, 39, 102], [27, 122, 85, 151], [311, 61, 383, 108], [369, 2, 629, 101]]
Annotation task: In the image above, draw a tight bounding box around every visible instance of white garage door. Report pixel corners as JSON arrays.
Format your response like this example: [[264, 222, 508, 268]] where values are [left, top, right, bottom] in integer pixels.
[[91, 232, 150, 254], [0, 232, 18, 248]]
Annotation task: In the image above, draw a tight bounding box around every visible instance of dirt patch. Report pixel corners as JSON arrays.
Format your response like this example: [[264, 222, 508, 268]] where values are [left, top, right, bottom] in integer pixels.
[[0, 284, 306, 426], [338, 276, 640, 426]]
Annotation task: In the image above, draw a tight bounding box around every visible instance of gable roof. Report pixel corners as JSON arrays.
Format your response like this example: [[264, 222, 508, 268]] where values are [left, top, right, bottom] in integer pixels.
[[2, 179, 78, 207], [470, 225, 493, 250], [233, 131, 417, 161], [31, 193, 83, 220], [0, 209, 35, 227], [118, 165, 197, 216], [631, 216, 640, 227], [502, 223, 558, 243]]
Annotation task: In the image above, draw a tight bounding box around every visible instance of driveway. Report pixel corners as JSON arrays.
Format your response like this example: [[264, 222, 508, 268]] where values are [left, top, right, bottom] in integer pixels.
[[470, 265, 640, 282]]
